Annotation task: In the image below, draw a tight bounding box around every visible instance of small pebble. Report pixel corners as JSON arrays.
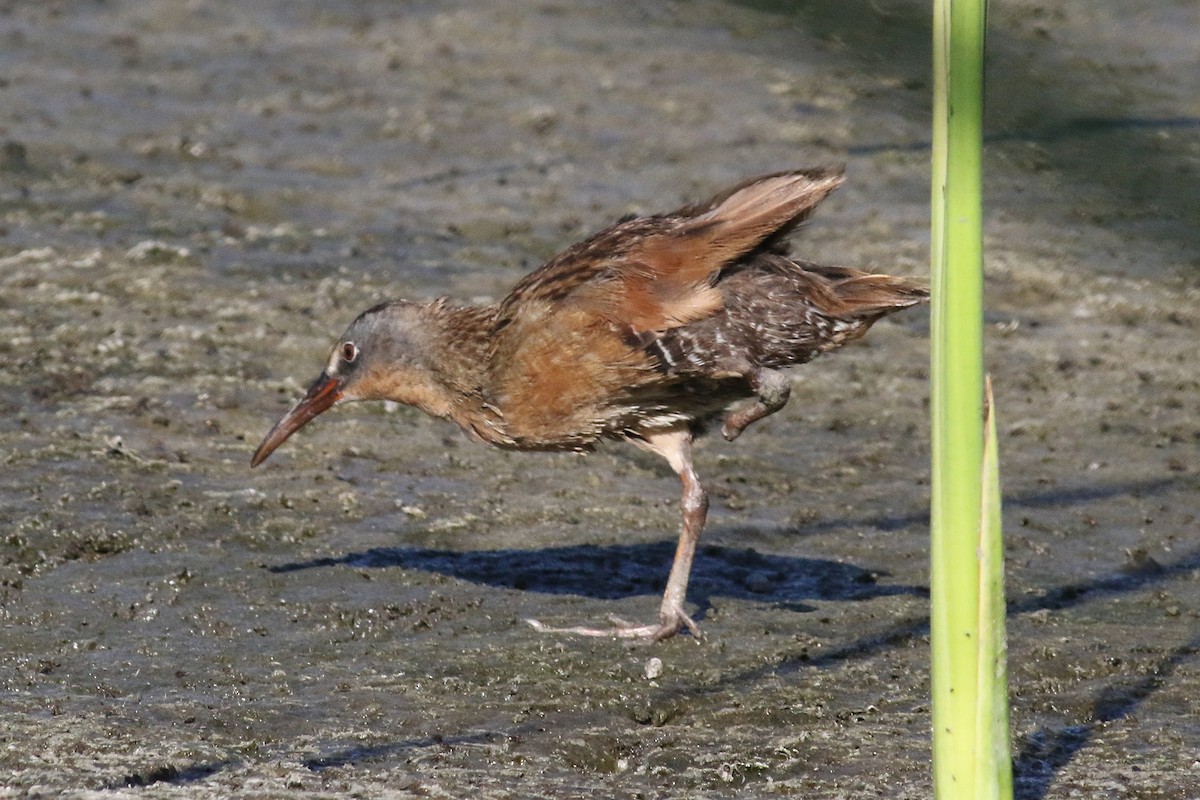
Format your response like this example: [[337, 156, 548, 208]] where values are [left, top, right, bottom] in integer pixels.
[[644, 657, 663, 680]]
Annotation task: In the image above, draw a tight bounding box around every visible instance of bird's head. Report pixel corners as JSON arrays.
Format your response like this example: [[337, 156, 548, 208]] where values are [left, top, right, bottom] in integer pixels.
[[251, 301, 437, 467]]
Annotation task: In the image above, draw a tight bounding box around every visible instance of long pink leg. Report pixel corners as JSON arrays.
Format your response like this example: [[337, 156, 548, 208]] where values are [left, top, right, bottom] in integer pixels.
[[526, 427, 707, 641]]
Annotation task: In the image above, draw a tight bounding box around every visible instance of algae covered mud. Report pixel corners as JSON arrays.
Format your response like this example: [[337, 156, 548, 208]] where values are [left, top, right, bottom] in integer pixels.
[[2, 1, 1198, 797]]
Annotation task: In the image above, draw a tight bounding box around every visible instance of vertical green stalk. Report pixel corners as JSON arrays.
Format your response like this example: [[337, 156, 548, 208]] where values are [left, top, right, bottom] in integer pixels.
[[930, 0, 1010, 797], [977, 378, 1012, 797]]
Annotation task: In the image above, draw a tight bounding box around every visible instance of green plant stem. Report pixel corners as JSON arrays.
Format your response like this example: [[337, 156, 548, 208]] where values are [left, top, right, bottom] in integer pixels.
[[930, 0, 1010, 797]]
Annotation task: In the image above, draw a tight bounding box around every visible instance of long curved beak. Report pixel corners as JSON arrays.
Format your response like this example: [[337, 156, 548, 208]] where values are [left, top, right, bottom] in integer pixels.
[[251, 371, 343, 467]]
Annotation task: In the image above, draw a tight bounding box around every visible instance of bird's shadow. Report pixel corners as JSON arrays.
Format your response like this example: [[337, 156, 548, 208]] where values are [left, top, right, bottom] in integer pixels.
[[267, 539, 925, 614]]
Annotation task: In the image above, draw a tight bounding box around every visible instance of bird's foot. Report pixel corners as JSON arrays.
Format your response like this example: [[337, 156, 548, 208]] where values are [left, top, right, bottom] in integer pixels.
[[721, 368, 790, 441], [525, 604, 702, 642], [720, 402, 764, 441], [720, 412, 750, 441]]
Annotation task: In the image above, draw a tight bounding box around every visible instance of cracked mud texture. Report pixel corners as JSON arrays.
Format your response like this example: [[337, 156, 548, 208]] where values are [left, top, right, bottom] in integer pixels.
[[1, 1, 1198, 798]]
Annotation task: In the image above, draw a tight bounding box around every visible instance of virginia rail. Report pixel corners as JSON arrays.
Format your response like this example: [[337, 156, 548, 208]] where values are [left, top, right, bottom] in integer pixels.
[[252, 166, 927, 641]]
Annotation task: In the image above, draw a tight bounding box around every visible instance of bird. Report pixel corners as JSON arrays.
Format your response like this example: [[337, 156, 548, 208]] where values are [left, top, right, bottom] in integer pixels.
[[251, 166, 928, 641]]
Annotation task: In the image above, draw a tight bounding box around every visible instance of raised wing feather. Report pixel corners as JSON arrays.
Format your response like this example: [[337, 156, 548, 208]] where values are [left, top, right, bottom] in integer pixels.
[[495, 167, 846, 335]]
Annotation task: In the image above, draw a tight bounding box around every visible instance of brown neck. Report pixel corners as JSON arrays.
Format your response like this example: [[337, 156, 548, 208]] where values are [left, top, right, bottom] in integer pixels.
[[420, 300, 496, 393], [406, 301, 513, 446]]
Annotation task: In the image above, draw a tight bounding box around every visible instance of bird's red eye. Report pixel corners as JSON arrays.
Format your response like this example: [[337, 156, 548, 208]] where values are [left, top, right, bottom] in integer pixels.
[[341, 342, 358, 363]]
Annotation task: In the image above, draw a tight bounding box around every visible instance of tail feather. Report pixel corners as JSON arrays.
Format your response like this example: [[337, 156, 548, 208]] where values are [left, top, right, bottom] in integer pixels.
[[830, 274, 929, 316], [791, 260, 929, 318]]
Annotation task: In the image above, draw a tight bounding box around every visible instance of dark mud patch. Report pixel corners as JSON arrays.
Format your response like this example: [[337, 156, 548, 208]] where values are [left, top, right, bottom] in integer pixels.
[[268, 541, 920, 608]]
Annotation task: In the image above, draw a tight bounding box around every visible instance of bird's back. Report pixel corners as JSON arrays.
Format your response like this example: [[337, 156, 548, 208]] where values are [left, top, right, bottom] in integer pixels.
[[483, 167, 925, 448]]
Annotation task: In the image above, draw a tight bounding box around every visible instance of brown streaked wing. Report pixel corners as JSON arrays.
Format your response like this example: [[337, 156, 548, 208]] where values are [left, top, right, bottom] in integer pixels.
[[495, 168, 847, 337], [494, 217, 666, 326]]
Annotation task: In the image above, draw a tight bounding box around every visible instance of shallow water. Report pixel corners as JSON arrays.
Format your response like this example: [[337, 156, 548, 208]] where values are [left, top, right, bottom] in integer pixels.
[[2, 1, 1198, 797]]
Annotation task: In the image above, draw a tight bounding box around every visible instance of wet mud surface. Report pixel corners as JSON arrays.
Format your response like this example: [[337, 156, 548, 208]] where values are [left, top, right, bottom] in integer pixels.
[[2, 1, 1198, 797]]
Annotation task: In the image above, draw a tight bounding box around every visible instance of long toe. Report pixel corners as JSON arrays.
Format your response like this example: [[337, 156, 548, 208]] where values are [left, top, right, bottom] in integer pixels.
[[524, 608, 702, 642], [655, 603, 703, 641]]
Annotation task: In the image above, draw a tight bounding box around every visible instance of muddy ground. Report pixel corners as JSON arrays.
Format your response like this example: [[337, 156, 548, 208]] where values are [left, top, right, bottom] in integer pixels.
[[1, 1, 1198, 797]]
